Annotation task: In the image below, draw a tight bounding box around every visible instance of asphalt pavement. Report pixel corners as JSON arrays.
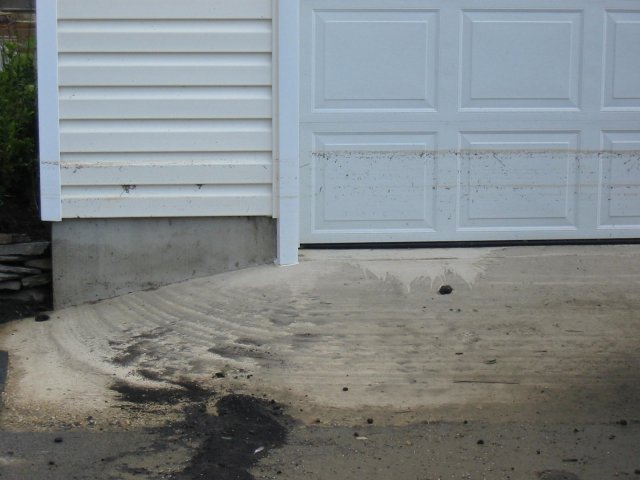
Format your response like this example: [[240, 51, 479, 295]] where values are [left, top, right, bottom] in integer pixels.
[[0, 245, 639, 479]]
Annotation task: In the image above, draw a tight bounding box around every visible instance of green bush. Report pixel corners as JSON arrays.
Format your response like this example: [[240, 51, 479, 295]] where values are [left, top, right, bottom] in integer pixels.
[[0, 37, 37, 208]]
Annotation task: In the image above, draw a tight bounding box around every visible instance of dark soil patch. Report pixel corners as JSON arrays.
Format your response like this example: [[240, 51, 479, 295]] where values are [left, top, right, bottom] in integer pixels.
[[0, 299, 50, 324], [208, 345, 272, 361], [111, 343, 146, 366], [111, 379, 209, 405], [177, 395, 290, 480], [111, 381, 188, 405], [111, 377, 292, 480]]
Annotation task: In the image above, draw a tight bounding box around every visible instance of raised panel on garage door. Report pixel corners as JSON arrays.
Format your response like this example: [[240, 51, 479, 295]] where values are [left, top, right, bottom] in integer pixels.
[[299, 0, 640, 244], [604, 11, 640, 110], [311, 9, 438, 111], [599, 131, 640, 228], [299, 130, 439, 241], [457, 131, 580, 231], [460, 10, 582, 110]]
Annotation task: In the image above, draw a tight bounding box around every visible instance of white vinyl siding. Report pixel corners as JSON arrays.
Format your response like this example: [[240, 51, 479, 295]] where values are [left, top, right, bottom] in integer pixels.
[[56, 0, 274, 218]]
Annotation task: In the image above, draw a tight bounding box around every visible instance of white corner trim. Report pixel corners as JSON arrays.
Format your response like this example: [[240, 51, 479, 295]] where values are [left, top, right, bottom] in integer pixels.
[[36, 0, 61, 221], [276, 0, 300, 266], [271, 0, 280, 219]]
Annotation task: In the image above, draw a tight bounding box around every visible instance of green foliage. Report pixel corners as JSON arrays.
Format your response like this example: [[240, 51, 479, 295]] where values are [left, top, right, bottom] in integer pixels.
[[0, 37, 37, 208]]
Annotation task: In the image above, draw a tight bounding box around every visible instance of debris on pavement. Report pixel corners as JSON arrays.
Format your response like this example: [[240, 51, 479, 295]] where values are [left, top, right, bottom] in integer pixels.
[[538, 470, 581, 480]]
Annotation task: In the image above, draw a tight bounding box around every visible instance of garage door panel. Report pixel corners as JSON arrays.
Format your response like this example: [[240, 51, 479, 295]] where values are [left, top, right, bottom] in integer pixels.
[[457, 152, 579, 229], [304, 132, 438, 234], [604, 11, 640, 110], [312, 9, 438, 111], [599, 131, 640, 228], [460, 10, 582, 111], [299, 0, 640, 243], [458, 132, 579, 229]]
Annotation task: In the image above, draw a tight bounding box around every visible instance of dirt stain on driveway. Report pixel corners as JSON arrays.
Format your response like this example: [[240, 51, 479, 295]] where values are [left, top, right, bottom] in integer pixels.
[[109, 380, 292, 480]]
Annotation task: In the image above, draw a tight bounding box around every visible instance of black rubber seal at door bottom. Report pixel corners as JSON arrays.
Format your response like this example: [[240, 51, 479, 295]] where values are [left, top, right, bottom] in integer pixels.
[[301, 238, 640, 250]]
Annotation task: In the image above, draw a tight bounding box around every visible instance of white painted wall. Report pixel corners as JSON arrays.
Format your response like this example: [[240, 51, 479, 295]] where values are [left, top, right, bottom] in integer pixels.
[[48, 0, 274, 218]]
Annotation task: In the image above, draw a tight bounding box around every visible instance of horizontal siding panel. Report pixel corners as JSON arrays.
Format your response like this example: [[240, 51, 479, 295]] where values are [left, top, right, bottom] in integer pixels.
[[59, 86, 272, 119], [58, 52, 270, 65], [60, 118, 271, 131], [58, 52, 272, 87], [61, 163, 272, 185], [58, 19, 271, 33], [60, 98, 272, 120], [62, 197, 273, 217], [58, 0, 272, 20], [60, 131, 272, 153], [59, 64, 271, 87], [58, 20, 272, 53], [58, 85, 271, 98], [60, 151, 273, 165], [61, 187, 273, 217], [62, 184, 272, 198]]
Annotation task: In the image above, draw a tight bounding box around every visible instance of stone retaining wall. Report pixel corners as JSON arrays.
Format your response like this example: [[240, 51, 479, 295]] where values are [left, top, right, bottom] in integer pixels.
[[0, 234, 51, 305]]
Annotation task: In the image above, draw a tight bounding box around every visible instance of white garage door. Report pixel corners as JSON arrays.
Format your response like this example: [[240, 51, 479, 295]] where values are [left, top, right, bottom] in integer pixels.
[[299, 0, 640, 244]]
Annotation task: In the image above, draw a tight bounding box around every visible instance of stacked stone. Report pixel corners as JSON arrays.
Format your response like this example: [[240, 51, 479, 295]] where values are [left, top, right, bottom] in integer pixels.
[[0, 234, 51, 304]]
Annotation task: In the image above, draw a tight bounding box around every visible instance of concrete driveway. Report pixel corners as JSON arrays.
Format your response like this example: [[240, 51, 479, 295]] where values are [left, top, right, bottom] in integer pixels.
[[0, 245, 639, 479]]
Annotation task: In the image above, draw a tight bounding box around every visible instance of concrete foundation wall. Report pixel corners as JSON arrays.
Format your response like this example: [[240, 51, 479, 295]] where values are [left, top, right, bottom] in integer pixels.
[[52, 217, 276, 309]]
